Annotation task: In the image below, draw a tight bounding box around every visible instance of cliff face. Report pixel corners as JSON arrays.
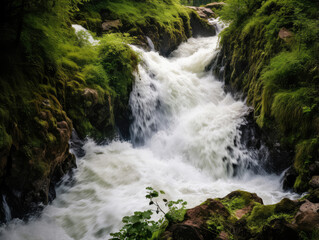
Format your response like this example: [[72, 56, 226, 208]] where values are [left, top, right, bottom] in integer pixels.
[[213, 0, 319, 193]]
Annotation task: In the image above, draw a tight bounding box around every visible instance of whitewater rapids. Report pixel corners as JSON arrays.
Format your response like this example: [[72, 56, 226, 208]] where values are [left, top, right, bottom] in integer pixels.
[[0, 21, 298, 240]]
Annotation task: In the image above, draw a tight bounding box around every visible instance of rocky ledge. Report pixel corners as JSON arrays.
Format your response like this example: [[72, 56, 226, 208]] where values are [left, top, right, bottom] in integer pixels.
[[161, 190, 319, 240]]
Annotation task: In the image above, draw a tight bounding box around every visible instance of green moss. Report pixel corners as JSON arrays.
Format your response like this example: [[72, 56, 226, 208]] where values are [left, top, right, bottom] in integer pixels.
[[206, 214, 235, 239], [293, 138, 319, 191], [221, 191, 255, 213], [246, 204, 275, 232]]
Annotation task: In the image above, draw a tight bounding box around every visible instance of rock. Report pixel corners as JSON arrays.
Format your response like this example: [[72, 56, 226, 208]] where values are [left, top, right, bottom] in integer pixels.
[[278, 27, 294, 42], [161, 199, 227, 239], [307, 188, 319, 203], [218, 231, 229, 240], [0, 96, 76, 222], [102, 19, 122, 31], [186, 6, 215, 19], [205, 2, 226, 10], [82, 88, 99, 104], [257, 219, 299, 240], [274, 198, 300, 214], [294, 200, 319, 231], [189, 11, 216, 37], [309, 175, 319, 188], [65, 83, 115, 139], [160, 191, 319, 240], [282, 167, 298, 190], [309, 161, 319, 175]]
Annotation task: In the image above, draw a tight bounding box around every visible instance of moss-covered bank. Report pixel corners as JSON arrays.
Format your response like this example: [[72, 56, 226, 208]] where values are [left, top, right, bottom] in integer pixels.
[[214, 0, 319, 192], [74, 0, 216, 56]]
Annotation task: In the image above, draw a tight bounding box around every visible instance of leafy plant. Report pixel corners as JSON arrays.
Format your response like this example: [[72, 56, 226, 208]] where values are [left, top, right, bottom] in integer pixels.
[[110, 187, 187, 240]]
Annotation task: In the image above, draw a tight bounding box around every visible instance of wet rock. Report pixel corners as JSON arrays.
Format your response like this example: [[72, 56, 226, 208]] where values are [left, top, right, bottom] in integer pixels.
[[189, 11, 216, 37], [283, 167, 298, 190], [70, 130, 85, 158]]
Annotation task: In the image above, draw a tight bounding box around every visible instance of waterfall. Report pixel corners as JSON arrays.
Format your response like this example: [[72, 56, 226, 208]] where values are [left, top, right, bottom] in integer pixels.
[[0, 26, 298, 240], [146, 36, 155, 51], [72, 24, 99, 45], [2, 195, 11, 222]]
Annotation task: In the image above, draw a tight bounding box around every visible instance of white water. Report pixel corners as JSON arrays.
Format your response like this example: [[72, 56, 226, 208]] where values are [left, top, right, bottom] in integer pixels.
[[0, 23, 298, 240], [72, 24, 99, 45]]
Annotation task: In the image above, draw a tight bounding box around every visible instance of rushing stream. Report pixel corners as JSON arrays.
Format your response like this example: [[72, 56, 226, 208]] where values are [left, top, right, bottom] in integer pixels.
[[0, 21, 298, 240]]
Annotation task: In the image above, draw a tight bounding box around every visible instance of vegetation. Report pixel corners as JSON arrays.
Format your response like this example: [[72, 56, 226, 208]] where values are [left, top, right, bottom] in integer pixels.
[[113, 190, 315, 239], [110, 187, 187, 240], [217, 0, 319, 192], [74, 0, 192, 55]]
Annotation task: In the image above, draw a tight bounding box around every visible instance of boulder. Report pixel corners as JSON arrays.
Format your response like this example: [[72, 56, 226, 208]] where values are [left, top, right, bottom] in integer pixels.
[[189, 11, 216, 37], [282, 167, 298, 190], [293, 200, 319, 231]]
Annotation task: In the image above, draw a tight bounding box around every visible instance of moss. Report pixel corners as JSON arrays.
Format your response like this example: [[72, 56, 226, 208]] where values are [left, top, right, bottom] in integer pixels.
[[274, 198, 299, 215], [221, 191, 254, 212], [246, 204, 276, 232], [293, 138, 319, 191], [76, 0, 192, 55], [206, 214, 236, 239], [217, 0, 319, 192]]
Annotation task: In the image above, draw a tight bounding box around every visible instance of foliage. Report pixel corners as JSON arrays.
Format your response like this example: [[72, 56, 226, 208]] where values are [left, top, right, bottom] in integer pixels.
[[218, 0, 319, 191], [110, 187, 187, 240]]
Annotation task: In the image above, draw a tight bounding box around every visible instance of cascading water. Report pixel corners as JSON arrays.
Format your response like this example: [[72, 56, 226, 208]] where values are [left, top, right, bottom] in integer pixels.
[[0, 22, 298, 240]]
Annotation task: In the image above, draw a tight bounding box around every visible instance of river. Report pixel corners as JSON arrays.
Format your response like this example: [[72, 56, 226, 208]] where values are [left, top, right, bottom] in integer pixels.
[[0, 20, 297, 240]]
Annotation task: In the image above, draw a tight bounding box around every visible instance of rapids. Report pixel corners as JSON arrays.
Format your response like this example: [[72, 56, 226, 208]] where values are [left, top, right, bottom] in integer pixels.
[[0, 20, 298, 240]]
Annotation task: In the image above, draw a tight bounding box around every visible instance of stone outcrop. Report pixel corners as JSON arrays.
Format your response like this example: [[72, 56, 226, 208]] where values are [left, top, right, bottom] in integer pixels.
[[188, 10, 216, 38], [186, 6, 216, 19], [160, 191, 319, 240]]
